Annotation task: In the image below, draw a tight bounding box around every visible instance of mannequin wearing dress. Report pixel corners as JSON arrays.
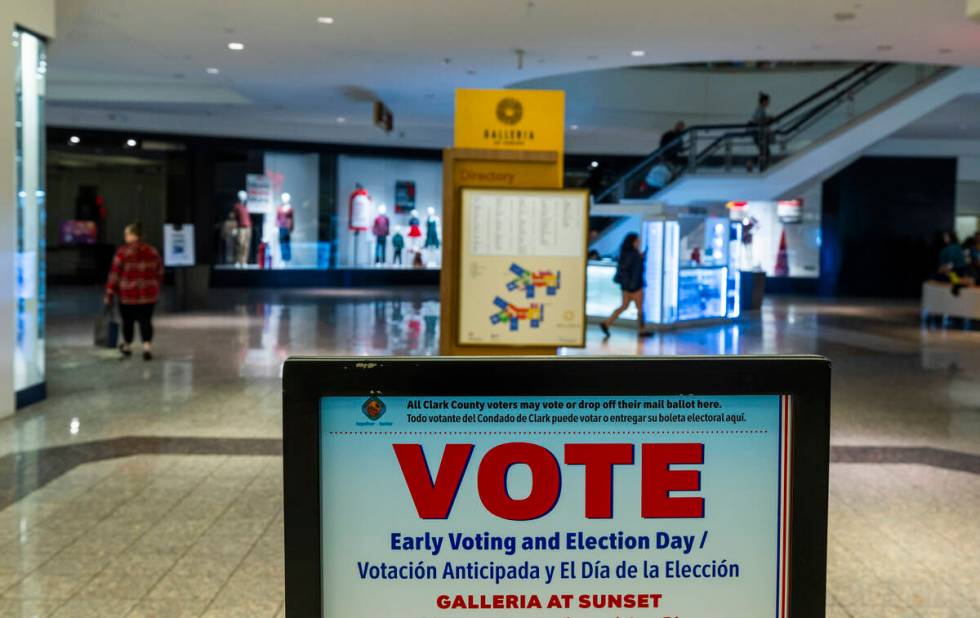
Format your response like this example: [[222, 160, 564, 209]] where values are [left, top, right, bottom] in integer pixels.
[[407, 209, 423, 245], [276, 192, 295, 263], [407, 209, 424, 268], [423, 207, 441, 267], [349, 182, 372, 265]]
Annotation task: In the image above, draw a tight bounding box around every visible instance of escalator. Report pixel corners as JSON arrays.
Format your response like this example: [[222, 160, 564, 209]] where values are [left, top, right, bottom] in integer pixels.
[[594, 62, 959, 207]]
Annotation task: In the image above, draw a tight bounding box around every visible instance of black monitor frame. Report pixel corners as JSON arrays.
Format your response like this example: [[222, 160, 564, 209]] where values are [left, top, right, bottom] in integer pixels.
[[283, 355, 831, 618]]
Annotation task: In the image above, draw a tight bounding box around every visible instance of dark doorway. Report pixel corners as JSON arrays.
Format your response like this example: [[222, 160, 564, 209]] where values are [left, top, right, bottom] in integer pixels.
[[821, 156, 956, 297]]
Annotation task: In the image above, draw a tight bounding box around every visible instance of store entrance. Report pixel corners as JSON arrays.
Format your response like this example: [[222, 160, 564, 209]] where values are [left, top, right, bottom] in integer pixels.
[[47, 150, 168, 283]]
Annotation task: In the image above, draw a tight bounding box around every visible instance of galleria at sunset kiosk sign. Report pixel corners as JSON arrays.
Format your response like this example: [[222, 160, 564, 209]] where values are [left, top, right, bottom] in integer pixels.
[[282, 356, 831, 618]]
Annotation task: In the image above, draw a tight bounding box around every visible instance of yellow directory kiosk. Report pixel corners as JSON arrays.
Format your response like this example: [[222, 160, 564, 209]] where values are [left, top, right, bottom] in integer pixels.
[[440, 89, 588, 356]]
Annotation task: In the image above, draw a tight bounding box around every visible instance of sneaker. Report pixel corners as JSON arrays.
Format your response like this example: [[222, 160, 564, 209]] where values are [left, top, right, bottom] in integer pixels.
[[599, 323, 610, 338], [142, 351, 153, 361], [638, 330, 654, 338], [118, 344, 132, 357]]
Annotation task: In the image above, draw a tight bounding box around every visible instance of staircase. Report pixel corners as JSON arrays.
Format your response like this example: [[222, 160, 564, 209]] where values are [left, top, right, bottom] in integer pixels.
[[594, 63, 980, 208]]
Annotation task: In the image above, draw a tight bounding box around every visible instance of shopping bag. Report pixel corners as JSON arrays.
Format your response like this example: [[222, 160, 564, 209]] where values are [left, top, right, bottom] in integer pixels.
[[94, 305, 119, 348]]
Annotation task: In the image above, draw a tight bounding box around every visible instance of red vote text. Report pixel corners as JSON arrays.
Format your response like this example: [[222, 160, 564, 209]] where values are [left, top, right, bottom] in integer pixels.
[[392, 442, 705, 521]]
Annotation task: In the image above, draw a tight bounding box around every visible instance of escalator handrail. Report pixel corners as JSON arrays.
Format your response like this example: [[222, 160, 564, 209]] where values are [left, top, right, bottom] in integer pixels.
[[594, 62, 891, 203], [773, 63, 893, 138], [769, 62, 887, 124]]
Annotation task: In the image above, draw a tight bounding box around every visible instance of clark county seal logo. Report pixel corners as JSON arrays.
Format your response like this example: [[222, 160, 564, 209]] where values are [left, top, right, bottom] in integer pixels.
[[362, 396, 386, 421], [496, 97, 523, 125]]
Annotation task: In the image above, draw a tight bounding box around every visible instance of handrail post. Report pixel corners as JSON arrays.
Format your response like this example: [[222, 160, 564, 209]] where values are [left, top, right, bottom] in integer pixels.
[[688, 131, 697, 174]]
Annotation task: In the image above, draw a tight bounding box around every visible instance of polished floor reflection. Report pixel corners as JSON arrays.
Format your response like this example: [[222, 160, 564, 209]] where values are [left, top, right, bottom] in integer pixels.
[[0, 286, 977, 617]]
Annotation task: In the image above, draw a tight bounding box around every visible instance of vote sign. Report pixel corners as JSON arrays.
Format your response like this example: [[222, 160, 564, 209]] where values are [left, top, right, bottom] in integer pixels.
[[283, 357, 830, 618]]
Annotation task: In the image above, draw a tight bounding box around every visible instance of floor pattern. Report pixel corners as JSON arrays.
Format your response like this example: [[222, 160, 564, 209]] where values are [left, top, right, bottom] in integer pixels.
[[0, 287, 976, 617]]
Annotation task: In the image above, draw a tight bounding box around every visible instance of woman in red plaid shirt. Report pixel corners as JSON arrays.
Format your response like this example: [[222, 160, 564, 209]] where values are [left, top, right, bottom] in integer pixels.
[[104, 223, 164, 360]]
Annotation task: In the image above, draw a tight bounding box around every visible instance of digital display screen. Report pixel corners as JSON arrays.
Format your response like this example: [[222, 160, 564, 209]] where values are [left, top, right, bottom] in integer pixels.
[[318, 394, 792, 617]]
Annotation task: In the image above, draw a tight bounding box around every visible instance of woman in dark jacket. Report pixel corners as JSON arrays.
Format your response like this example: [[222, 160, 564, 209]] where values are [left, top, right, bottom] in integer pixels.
[[600, 233, 652, 338]]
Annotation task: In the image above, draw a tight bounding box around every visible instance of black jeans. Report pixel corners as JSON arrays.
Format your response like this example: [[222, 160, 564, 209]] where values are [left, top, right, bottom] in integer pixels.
[[119, 303, 155, 344]]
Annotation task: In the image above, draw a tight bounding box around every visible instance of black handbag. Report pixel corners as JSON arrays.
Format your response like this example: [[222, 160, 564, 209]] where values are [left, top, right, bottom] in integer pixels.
[[94, 305, 120, 348]]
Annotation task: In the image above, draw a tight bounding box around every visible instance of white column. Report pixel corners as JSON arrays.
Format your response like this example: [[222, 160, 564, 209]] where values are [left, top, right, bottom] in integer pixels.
[[0, 0, 54, 418]]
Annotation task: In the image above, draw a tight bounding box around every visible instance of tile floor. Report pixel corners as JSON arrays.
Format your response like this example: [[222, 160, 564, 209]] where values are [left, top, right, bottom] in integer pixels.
[[0, 287, 977, 617]]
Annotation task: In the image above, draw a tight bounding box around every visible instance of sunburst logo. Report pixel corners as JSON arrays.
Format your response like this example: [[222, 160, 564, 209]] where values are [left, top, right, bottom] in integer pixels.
[[496, 97, 523, 125]]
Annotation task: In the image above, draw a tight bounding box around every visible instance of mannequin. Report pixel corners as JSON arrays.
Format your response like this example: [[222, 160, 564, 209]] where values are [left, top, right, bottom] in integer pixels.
[[349, 183, 372, 266], [423, 206, 441, 267], [407, 208, 423, 247], [372, 204, 390, 265], [407, 209, 424, 268], [276, 192, 295, 264], [233, 189, 252, 267], [221, 211, 237, 264], [391, 226, 405, 266]]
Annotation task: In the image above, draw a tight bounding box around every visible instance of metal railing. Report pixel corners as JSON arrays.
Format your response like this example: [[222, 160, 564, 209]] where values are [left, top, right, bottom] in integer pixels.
[[594, 63, 947, 203]]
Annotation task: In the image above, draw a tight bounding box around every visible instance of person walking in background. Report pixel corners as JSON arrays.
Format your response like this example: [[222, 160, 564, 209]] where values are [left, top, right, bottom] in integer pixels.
[[104, 223, 164, 361], [600, 232, 652, 339], [937, 231, 966, 277], [749, 92, 772, 171], [963, 233, 980, 281], [659, 120, 686, 167]]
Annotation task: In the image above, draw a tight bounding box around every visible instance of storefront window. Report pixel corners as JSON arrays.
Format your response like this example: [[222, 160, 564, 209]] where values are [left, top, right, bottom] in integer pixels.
[[335, 155, 443, 269], [213, 150, 443, 271], [13, 28, 47, 395], [730, 200, 821, 278], [215, 150, 323, 270]]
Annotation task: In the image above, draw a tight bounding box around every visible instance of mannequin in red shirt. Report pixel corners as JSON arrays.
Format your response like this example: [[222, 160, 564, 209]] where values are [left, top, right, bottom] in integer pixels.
[[372, 204, 390, 264]]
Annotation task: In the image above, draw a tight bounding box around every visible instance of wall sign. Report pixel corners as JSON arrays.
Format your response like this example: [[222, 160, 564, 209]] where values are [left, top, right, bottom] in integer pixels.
[[455, 89, 565, 154], [283, 357, 832, 618], [777, 199, 804, 224], [374, 101, 393, 134], [457, 189, 587, 347], [246, 174, 272, 213], [394, 180, 416, 214], [163, 224, 196, 267]]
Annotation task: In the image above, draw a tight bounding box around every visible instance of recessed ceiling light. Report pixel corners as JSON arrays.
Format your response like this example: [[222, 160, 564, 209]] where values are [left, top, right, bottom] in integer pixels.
[[569, 124, 579, 131], [125, 138, 137, 147], [833, 11, 856, 21], [590, 161, 599, 168], [69, 135, 80, 144], [206, 67, 220, 75], [317, 16, 335, 24], [227, 42, 244, 51], [630, 50, 646, 57], [336, 117, 347, 123], [876, 45, 893, 52]]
